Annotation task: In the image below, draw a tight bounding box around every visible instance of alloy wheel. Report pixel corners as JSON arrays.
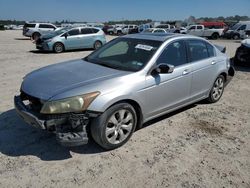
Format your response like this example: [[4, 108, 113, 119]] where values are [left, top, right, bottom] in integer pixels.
[[105, 109, 134, 145]]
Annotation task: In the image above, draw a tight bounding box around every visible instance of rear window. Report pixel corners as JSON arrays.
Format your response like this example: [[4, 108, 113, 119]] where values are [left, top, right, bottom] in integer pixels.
[[24, 23, 35, 28], [81, 28, 93, 34], [187, 40, 209, 62], [92, 28, 100, 33], [39, 24, 55, 29], [206, 43, 215, 57]]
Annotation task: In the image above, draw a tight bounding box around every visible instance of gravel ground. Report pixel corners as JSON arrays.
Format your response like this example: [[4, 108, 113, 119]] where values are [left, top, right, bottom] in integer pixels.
[[0, 30, 249, 188]]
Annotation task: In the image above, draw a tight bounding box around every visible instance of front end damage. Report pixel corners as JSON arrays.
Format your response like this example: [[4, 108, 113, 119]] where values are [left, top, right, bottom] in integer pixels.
[[14, 91, 98, 147]]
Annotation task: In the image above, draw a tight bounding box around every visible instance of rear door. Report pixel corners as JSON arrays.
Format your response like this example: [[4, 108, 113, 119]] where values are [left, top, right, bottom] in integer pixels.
[[187, 39, 218, 100], [145, 40, 192, 118], [79, 28, 95, 48]]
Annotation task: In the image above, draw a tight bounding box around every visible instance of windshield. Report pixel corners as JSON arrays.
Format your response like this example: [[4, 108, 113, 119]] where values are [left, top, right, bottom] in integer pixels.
[[85, 38, 162, 72], [54, 28, 71, 35], [230, 23, 240, 30]]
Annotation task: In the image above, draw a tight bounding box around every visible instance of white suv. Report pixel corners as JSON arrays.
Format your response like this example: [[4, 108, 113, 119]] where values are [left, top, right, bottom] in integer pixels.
[[23, 23, 57, 40]]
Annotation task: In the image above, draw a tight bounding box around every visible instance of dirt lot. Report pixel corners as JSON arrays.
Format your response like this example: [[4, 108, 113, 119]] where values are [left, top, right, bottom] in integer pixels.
[[0, 30, 249, 188]]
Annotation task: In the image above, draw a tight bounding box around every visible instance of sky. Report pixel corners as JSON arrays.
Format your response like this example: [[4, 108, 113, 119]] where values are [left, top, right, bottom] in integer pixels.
[[0, 0, 250, 22]]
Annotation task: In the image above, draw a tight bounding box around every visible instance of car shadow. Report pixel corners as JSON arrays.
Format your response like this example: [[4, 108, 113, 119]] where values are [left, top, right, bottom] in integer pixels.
[[14, 38, 30, 40], [29, 48, 94, 54], [143, 104, 196, 128], [0, 109, 105, 161], [234, 65, 250, 72], [0, 103, 198, 161]]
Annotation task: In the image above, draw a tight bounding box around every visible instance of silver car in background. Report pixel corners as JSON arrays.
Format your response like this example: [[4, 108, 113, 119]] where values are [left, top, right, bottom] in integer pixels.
[[14, 33, 234, 150]]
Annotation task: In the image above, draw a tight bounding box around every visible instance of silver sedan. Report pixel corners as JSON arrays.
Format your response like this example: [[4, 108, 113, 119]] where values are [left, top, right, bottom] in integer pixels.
[[15, 33, 234, 149]]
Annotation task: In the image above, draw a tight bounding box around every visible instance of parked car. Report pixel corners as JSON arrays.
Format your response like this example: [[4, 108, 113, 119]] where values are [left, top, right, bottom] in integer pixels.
[[23, 22, 57, 40], [36, 27, 106, 53], [138, 23, 153, 32], [234, 39, 250, 66], [121, 25, 138, 34], [186, 25, 224, 39], [14, 33, 234, 150], [103, 25, 115, 35], [155, 24, 175, 30], [142, 28, 167, 33], [223, 21, 250, 40]]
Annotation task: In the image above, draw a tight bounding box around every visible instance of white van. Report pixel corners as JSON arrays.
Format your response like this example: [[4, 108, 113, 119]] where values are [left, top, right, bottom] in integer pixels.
[[224, 21, 250, 39]]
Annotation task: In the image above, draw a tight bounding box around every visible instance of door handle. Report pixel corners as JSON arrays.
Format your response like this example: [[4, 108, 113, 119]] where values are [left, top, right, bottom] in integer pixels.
[[211, 61, 216, 65], [183, 69, 189, 75]]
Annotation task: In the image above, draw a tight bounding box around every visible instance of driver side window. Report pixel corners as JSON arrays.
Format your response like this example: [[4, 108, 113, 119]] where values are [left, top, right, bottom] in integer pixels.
[[156, 41, 187, 67], [68, 29, 80, 36]]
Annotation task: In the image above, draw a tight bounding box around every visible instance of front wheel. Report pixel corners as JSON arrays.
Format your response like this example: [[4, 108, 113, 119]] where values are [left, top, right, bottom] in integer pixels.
[[91, 103, 137, 150], [207, 75, 225, 103], [53, 42, 64, 53]]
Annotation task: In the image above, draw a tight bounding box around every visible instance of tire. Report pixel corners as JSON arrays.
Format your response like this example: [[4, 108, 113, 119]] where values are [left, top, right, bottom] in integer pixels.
[[91, 103, 137, 150], [109, 31, 114, 35], [93, 40, 102, 50], [233, 34, 240, 40], [32, 32, 41, 41], [207, 75, 225, 103], [211, 33, 219, 40], [53, 42, 64, 53], [117, 30, 122, 35]]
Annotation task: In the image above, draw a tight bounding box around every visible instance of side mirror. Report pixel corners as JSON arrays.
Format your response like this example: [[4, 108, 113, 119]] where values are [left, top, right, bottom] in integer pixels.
[[62, 33, 68, 39], [152, 63, 174, 74]]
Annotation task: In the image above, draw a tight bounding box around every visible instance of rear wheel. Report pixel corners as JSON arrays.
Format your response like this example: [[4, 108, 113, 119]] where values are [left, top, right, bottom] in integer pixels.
[[91, 103, 137, 150], [53, 42, 64, 53], [211, 33, 219, 40], [207, 75, 225, 103], [94, 40, 102, 50]]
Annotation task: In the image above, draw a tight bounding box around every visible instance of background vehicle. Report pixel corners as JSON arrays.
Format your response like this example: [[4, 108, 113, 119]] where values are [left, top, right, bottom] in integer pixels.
[[138, 23, 152, 32], [121, 25, 138, 34], [223, 21, 250, 40], [142, 28, 167, 33], [23, 22, 57, 40], [186, 24, 223, 39], [234, 39, 250, 66], [155, 24, 175, 30], [36, 27, 106, 53], [15, 33, 234, 150]]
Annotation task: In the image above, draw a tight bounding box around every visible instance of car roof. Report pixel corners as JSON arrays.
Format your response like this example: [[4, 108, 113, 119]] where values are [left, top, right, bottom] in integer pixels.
[[122, 33, 185, 42]]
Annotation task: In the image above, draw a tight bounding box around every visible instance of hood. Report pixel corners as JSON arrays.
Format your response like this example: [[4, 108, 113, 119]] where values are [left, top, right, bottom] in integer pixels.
[[41, 33, 57, 40], [21, 59, 128, 100]]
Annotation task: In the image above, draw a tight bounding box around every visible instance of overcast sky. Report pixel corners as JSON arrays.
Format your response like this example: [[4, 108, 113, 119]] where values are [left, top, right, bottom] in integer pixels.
[[0, 0, 250, 22]]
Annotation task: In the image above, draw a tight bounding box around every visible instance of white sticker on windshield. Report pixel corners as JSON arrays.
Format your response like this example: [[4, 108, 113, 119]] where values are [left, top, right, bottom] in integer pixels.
[[135, 44, 154, 51]]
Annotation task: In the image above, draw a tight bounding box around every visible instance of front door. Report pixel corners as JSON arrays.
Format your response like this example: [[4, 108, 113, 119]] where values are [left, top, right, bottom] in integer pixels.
[[144, 40, 192, 119]]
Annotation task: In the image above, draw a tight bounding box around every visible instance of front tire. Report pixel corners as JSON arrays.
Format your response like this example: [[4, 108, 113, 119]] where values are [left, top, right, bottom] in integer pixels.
[[53, 42, 64, 53], [91, 103, 137, 150], [207, 75, 225, 103]]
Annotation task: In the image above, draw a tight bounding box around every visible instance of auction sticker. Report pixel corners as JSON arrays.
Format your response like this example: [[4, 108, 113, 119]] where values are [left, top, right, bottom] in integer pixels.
[[135, 44, 154, 51]]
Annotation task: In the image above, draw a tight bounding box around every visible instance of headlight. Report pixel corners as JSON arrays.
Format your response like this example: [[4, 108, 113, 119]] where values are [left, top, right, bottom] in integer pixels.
[[45, 39, 52, 43], [40, 92, 100, 114]]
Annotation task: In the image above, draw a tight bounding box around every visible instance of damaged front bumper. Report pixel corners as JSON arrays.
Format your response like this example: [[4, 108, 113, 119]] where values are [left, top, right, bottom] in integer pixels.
[[14, 95, 95, 147]]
